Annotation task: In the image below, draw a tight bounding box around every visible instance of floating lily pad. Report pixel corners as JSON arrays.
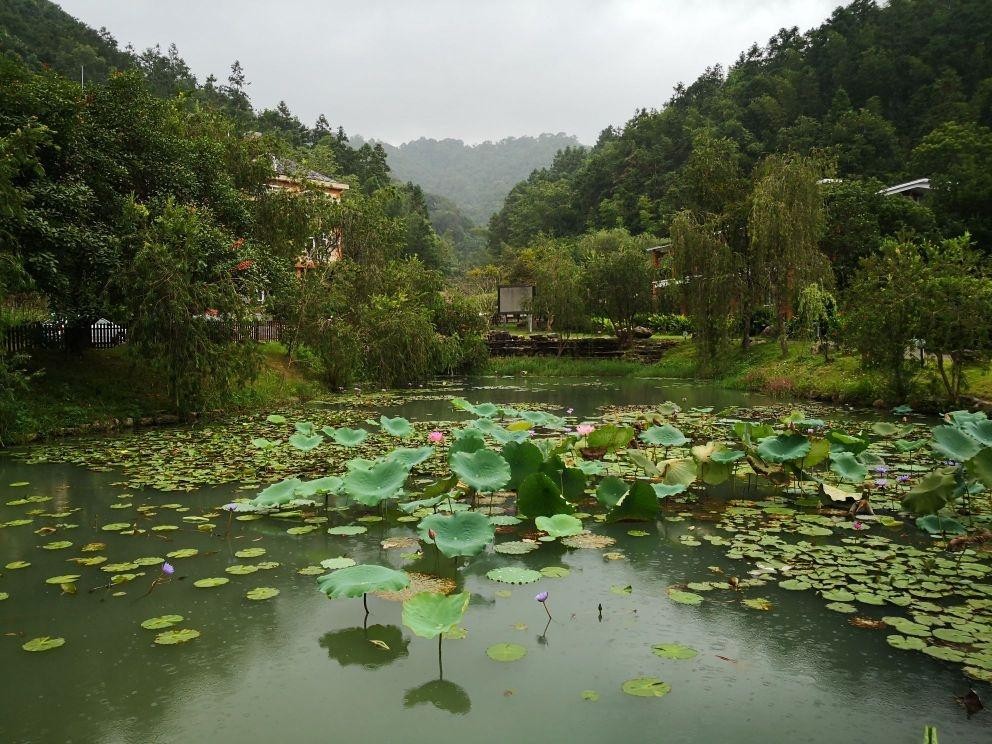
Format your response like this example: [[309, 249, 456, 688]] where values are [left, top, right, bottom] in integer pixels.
[[486, 567, 542, 585], [494, 540, 539, 555], [193, 577, 230, 588], [246, 587, 279, 600], [141, 615, 184, 630], [154, 628, 201, 645], [22, 636, 65, 652], [486, 643, 527, 662], [319, 557, 357, 570], [667, 588, 704, 605], [621, 676, 671, 698], [540, 566, 570, 578], [652, 643, 698, 660], [327, 525, 367, 536], [235, 547, 267, 558]]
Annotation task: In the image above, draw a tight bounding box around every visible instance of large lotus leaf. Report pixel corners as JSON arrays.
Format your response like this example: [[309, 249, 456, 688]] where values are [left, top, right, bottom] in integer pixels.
[[342, 459, 408, 505], [252, 478, 304, 508], [915, 514, 967, 535], [535, 513, 584, 538], [540, 461, 586, 502], [403, 679, 471, 715], [450, 449, 511, 492], [894, 438, 927, 453], [402, 591, 470, 639], [596, 476, 629, 508], [625, 449, 661, 476], [710, 449, 745, 464], [757, 434, 811, 463], [519, 410, 566, 429], [294, 477, 343, 499], [380, 416, 414, 437], [418, 512, 494, 557], [829, 452, 867, 483], [329, 427, 368, 447], [320, 624, 409, 669], [448, 428, 486, 459], [699, 460, 732, 485], [488, 426, 531, 444], [947, 410, 987, 428], [802, 438, 831, 468], [640, 424, 688, 448], [901, 472, 955, 515], [517, 472, 574, 518], [661, 458, 697, 486], [657, 401, 681, 415], [586, 424, 636, 451], [733, 421, 775, 445], [317, 564, 410, 598], [294, 420, 315, 435], [931, 425, 982, 461], [607, 481, 658, 522], [652, 483, 687, 498], [825, 430, 869, 456], [963, 419, 992, 447], [966, 447, 992, 488], [871, 422, 899, 436], [289, 432, 324, 451], [501, 440, 544, 489], [386, 447, 435, 469], [469, 417, 504, 436]]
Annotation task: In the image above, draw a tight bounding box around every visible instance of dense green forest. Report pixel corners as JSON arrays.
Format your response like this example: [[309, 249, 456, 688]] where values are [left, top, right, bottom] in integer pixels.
[[490, 0, 992, 254], [356, 134, 583, 225], [0, 0, 489, 438]]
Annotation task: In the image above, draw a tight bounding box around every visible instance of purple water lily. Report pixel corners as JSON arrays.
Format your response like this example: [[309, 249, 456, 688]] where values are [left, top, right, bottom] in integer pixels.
[[874, 465, 889, 475], [874, 478, 888, 489], [162, 562, 175, 576], [535, 590, 552, 620]]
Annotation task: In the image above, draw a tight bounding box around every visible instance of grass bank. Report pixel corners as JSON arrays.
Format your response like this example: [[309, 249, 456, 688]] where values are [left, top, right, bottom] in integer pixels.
[[7, 342, 325, 444], [485, 338, 992, 409]]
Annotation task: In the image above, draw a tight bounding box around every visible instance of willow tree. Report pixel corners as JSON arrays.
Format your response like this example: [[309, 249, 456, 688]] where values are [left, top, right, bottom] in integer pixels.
[[670, 211, 736, 374], [748, 155, 830, 356]]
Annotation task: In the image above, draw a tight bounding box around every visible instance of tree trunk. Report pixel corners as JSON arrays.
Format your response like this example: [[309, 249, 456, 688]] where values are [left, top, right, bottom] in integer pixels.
[[742, 314, 752, 351], [778, 313, 788, 358]]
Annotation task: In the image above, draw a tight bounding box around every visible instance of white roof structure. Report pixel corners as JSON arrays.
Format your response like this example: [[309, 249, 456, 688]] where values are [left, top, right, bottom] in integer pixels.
[[878, 178, 931, 198]]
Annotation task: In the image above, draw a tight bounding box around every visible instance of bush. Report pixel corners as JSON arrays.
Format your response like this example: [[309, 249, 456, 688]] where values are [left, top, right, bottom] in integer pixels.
[[361, 298, 439, 386], [641, 313, 693, 335], [0, 352, 30, 444], [312, 321, 362, 389]]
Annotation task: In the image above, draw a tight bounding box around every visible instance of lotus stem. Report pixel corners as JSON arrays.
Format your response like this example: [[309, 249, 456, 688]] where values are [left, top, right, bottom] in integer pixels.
[[363, 592, 369, 615], [543, 602, 552, 621], [438, 634, 444, 680]]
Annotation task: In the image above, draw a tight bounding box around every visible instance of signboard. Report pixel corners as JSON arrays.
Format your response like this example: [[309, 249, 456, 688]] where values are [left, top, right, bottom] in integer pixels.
[[498, 285, 534, 316]]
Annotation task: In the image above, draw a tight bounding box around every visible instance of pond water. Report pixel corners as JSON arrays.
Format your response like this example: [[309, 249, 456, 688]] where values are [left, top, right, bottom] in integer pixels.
[[0, 377, 988, 743]]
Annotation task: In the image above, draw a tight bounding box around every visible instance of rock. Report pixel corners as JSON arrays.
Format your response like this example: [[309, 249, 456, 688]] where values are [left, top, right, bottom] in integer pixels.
[[872, 399, 886, 409], [632, 326, 653, 339]]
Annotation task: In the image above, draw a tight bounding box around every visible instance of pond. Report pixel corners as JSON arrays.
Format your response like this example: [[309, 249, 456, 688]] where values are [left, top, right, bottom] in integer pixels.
[[1, 376, 989, 743]]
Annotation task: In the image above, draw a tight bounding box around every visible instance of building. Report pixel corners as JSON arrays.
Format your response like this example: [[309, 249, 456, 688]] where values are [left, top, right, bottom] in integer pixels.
[[877, 177, 931, 201], [267, 156, 349, 274]]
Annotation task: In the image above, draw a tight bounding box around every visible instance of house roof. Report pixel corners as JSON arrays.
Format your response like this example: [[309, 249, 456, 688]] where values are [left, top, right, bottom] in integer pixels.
[[270, 156, 349, 191], [646, 239, 673, 253], [878, 178, 930, 197]]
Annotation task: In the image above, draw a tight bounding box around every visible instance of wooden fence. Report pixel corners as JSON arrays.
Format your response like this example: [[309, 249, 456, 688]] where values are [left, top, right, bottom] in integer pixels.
[[3, 320, 281, 354]]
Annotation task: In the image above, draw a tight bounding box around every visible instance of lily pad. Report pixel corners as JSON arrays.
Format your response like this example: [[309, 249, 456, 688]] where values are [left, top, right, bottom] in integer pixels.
[[22, 636, 65, 652], [486, 567, 543, 585], [486, 643, 527, 662], [621, 676, 672, 698], [141, 614, 184, 630], [246, 587, 280, 600], [193, 577, 230, 588], [154, 628, 201, 645], [651, 643, 698, 660]]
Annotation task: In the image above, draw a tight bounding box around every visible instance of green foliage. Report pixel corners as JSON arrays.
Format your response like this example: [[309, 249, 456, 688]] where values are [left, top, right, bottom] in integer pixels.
[[402, 591, 470, 639], [317, 564, 410, 599], [581, 230, 657, 343], [418, 512, 494, 558]]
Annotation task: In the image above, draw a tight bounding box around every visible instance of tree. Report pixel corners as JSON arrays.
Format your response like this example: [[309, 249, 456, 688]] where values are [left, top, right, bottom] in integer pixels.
[[527, 241, 587, 353], [844, 239, 926, 399], [748, 154, 830, 356], [670, 211, 736, 372], [123, 199, 260, 412], [917, 236, 992, 403], [796, 283, 838, 361], [580, 229, 655, 345]]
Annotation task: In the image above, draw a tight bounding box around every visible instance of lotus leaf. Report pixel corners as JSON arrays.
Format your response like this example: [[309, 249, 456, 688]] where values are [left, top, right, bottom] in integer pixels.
[[386, 447, 435, 469], [154, 628, 200, 645], [625, 449, 660, 477], [535, 513, 583, 538], [380, 416, 413, 437], [902, 472, 955, 515], [493, 540, 539, 555], [621, 677, 671, 698], [450, 449, 511, 493], [966, 447, 992, 488], [830, 452, 868, 483], [661, 458, 697, 486], [757, 434, 811, 463], [418, 511, 494, 557], [607, 481, 658, 522], [915, 515, 967, 535], [327, 525, 367, 536], [500, 440, 544, 489], [288, 432, 323, 451], [595, 476, 629, 508], [22, 636, 65, 652], [651, 643, 698, 660], [931, 425, 981, 461], [486, 643, 527, 662], [318, 564, 410, 598], [517, 472, 574, 518], [825, 430, 869, 455], [329, 427, 368, 447], [586, 424, 635, 451], [402, 591, 470, 639], [640, 424, 688, 448], [343, 459, 408, 505], [252, 478, 304, 508], [486, 567, 542, 584]]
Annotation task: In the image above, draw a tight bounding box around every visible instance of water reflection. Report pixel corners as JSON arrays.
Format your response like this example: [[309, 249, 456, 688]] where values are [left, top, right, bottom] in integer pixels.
[[319, 624, 409, 669], [403, 679, 472, 716]]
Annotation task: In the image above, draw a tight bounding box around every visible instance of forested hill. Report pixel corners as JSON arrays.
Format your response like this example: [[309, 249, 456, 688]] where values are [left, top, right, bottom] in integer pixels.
[[490, 0, 992, 251], [355, 134, 583, 224]]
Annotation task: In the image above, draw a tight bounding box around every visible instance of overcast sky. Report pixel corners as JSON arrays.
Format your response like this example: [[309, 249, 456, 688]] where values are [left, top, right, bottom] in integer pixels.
[[57, 0, 841, 145]]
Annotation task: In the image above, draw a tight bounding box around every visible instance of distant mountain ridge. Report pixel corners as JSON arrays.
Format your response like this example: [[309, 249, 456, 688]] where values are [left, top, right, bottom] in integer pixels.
[[354, 133, 583, 224]]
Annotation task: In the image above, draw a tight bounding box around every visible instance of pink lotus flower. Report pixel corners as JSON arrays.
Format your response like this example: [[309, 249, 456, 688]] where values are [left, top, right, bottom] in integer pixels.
[[428, 529, 437, 542], [566, 408, 574, 415], [428, 430, 444, 444], [852, 520, 866, 531], [576, 423, 595, 437]]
